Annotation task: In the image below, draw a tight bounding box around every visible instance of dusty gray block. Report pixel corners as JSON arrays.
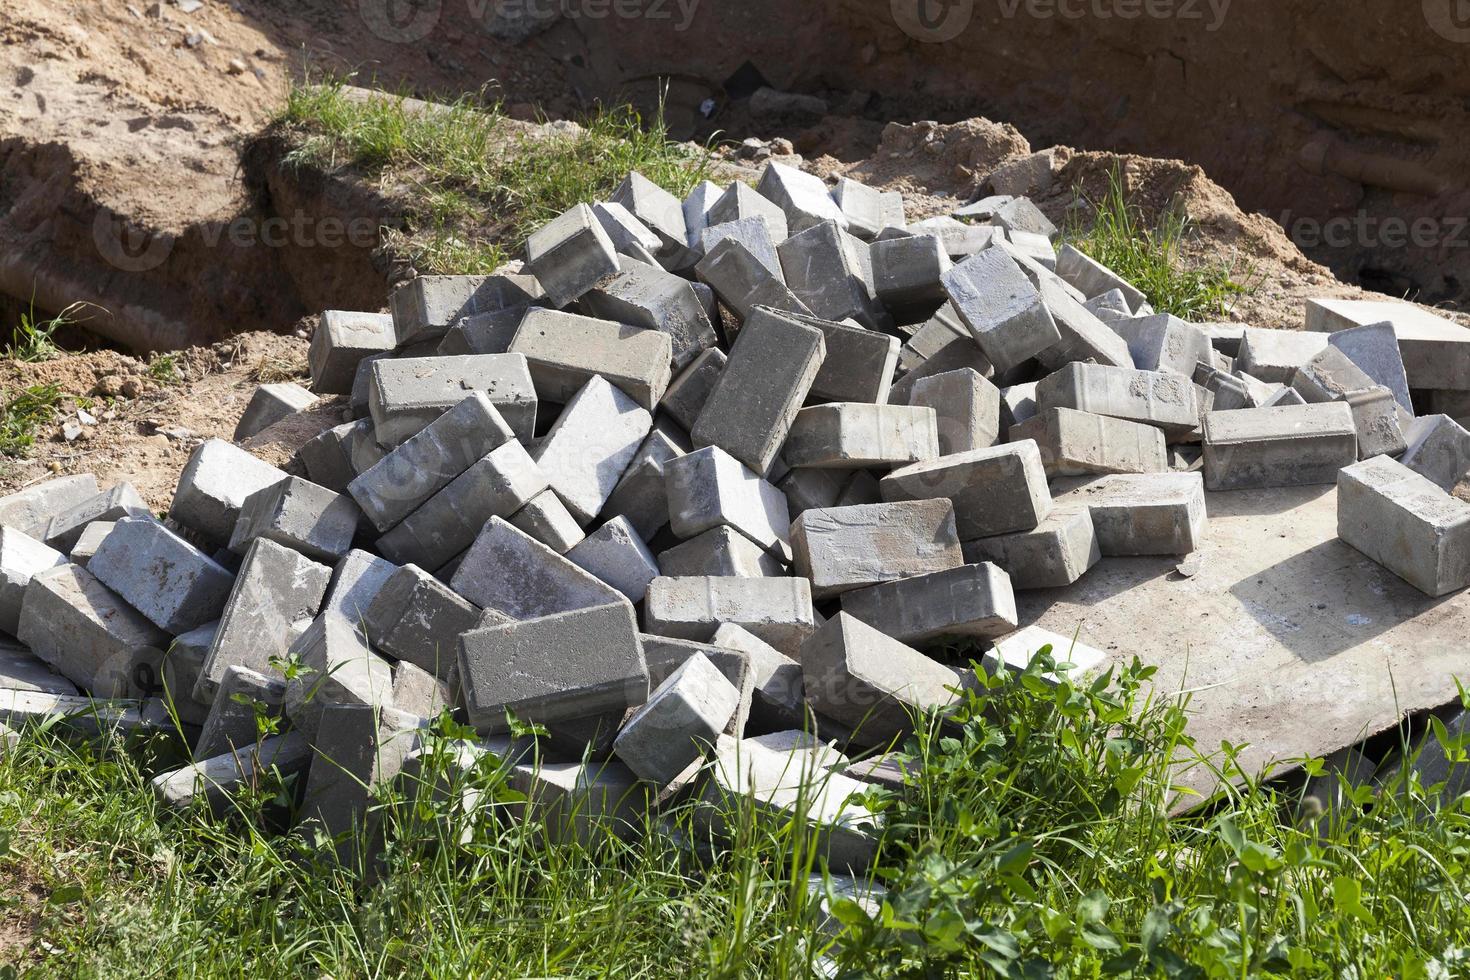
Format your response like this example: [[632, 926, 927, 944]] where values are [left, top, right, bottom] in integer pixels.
[[1399, 709, 1469, 800], [1345, 386, 1407, 459], [1035, 362, 1200, 438], [505, 748, 649, 845], [829, 177, 895, 241], [1055, 244, 1146, 311], [601, 430, 685, 541], [349, 392, 514, 534], [193, 664, 286, 760], [0, 640, 79, 695], [702, 211, 785, 279], [300, 705, 425, 863], [350, 352, 390, 418], [1260, 385, 1306, 409], [614, 652, 739, 785], [612, 171, 689, 259], [1034, 276, 1135, 371], [1111, 313, 1211, 377], [1012, 407, 1168, 478], [1291, 346, 1377, 404], [153, 733, 312, 811], [17, 564, 168, 697], [784, 403, 939, 470], [801, 612, 960, 744], [694, 238, 810, 323], [880, 441, 1052, 540], [0, 527, 65, 636], [1338, 455, 1470, 597], [583, 263, 716, 371], [683, 179, 723, 252], [776, 221, 885, 330], [1307, 298, 1470, 392], [196, 538, 331, 701], [1237, 327, 1329, 384], [840, 563, 1017, 645], [509, 489, 585, 554], [1059, 472, 1208, 556], [778, 467, 847, 515], [390, 274, 543, 347], [942, 247, 1061, 372], [991, 196, 1057, 239], [0, 689, 165, 737], [509, 308, 673, 410], [756, 161, 847, 234], [1085, 288, 1134, 323], [1205, 404, 1358, 487], [88, 517, 234, 634], [911, 216, 1003, 259], [1401, 415, 1470, 492], [693, 308, 826, 476], [320, 550, 397, 628], [310, 311, 395, 394], [233, 383, 317, 442], [525, 203, 620, 307], [376, 439, 547, 571], [565, 517, 660, 604], [788, 312, 901, 405], [661, 348, 726, 431], [1008, 228, 1056, 269], [392, 660, 451, 718], [708, 182, 791, 250], [640, 635, 755, 740], [982, 625, 1108, 683], [534, 376, 652, 525], [45, 482, 152, 553], [298, 422, 363, 494], [283, 613, 395, 738], [363, 564, 479, 679], [962, 505, 1100, 589], [1325, 320, 1412, 411], [657, 526, 785, 579], [368, 354, 537, 447], [708, 623, 805, 732], [0, 474, 98, 538], [909, 368, 1001, 457], [792, 500, 963, 601], [871, 234, 950, 313], [644, 576, 815, 656], [451, 517, 623, 620], [230, 477, 359, 563], [1001, 382, 1039, 428], [459, 601, 646, 733], [1201, 369, 1256, 412], [170, 439, 291, 546], [157, 621, 214, 723], [436, 306, 531, 356], [665, 446, 791, 555], [592, 200, 662, 255]]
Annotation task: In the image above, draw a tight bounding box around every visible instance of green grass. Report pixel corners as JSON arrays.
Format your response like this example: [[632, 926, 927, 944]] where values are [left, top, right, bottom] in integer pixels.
[[276, 80, 714, 275], [3, 301, 90, 364], [2, 654, 1465, 976], [146, 353, 180, 385], [0, 384, 63, 457], [1068, 169, 1250, 320]]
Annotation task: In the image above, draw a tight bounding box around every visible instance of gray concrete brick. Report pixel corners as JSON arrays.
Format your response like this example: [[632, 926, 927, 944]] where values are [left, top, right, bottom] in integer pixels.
[[283, 613, 395, 738], [1007, 228, 1056, 269], [1111, 313, 1210, 377], [582, 262, 716, 372], [708, 623, 805, 733], [982, 625, 1108, 684], [321, 548, 398, 627], [784, 312, 901, 405], [793, 499, 962, 601], [640, 634, 755, 741], [348, 392, 514, 534], [906, 368, 1002, 454], [911, 216, 1003, 259], [701, 211, 784, 278], [1012, 406, 1168, 478], [962, 505, 1100, 589], [507, 751, 649, 846], [193, 664, 285, 760], [233, 382, 317, 441], [1260, 385, 1306, 408], [310, 311, 395, 394], [1237, 327, 1330, 384], [525, 203, 620, 307], [657, 525, 785, 579], [0, 639, 79, 696], [195, 538, 330, 700], [592, 200, 662, 255], [1200, 369, 1256, 411], [871, 234, 950, 314], [777, 221, 885, 330], [368, 354, 537, 447], [1054, 244, 1146, 312], [1085, 288, 1134, 323], [436, 306, 530, 356], [942, 247, 1061, 371], [300, 704, 424, 861], [601, 430, 685, 541], [459, 601, 646, 733], [840, 563, 1017, 646], [533, 376, 652, 525], [364, 563, 479, 679], [152, 733, 312, 811], [783, 403, 939, 469], [89, 517, 234, 634], [45, 482, 152, 553], [1400, 414, 1470, 492], [665, 446, 791, 556], [756, 161, 847, 234], [1326, 320, 1412, 411], [1035, 362, 1200, 438], [1001, 382, 1039, 428], [390, 274, 544, 347], [801, 612, 961, 745], [1204, 405, 1358, 489], [17, 564, 168, 697], [509, 489, 585, 554], [298, 422, 362, 494], [614, 651, 740, 785], [1307, 298, 1470, 392], [1034, 276, 1135, 371], [644, 575, 815, 656], [1338, 455, 1470, 597], [0, 689, 165, 737], [392, 660, 451, 718], [169, 439, 292, 546], [661, 348, 726, 431], [0, 474, 98, 538], [777, 467, 847, 516], [612, 171, 690, 260], [692, 307, 826, 475], [349, 352, 390, 419], [1291, 346, 1377, 403], [1345, 385, 1407, 459], [0, 527, 64, 635], [450, 517, 624, 620], [230, 477, 359, 563], [683, 179, 723, 253], [992, 196, 1058, 239], [880, 441, 1052, 540], [1058, 472, 1208, 556], [832, 178, 905, 242], [565, 516, 660, 604]]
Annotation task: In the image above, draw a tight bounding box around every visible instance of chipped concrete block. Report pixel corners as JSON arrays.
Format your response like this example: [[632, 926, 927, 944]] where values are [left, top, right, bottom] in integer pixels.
[[871, 234, 950, 315], [1001, 382, 1039, 429], [0, 474, 98, 538], [234, 383, 317, 441], [368, 354, 537, 447], [709, 623, 805, 732], [801, 612, 960, 744], [665, 446, 791, 556], [310, 311, 395, 394], [283, 613, 395, 738], [437, 306, 531, 356], [792, 500, 963, 601], [644, 576, 815, 656], [708, 184, 791, 255], [1340, 456, 1470, 596], [565, 517, 660, 604], [193, 664, 286, 760], [1059, 472, 1208, 556], [1035, 362, 1200, 439], [661, 348, 726, 431], [612, 171, 690, 259], [363, 562, 479, 680], [1237, 327, 1330, 384], [831, 177, 902, 241], [525, 203, 620, 307], [1400, 414, 1470, 492], [991, 196, 1058, 239], [911, 216, 1002, 259], [592, 200, 662, 255], [450, 517, 624, 620], [1291, 346, 1377, 404], [533, 376, 652, 525], [1111, 313, 1211, 377], [790, 312, 901, 405], [509, 307, 673, 410], [942, 247, 1061, 371], [88, 517, 234, 634], [0, 527, 65, 635], [509, 489, 585, 554], [614, 652, 740, 784], [880, 441, 1052, 540], [601, 430, 685, 541], [683, 179, 723, 252], [1034, 276, 1135, 371], [153, 733, 312, 811], [640, 635, 755, 739], [1011, 407, 1168, 478], [169, 439, 292, 546], [300, 704, 425, 860], [1325, 320, 1412, 411], [45, 482, 153, 553], [840, 563, 1017, 646], [581, 264, 718, 371], [1344, 386, 1407, 460], [777, 220, 885, 330], [1306, 298, 1470, 392], [694, 236, 809, 324], [230, 477, 359, 563], [756, 161, 847, 234], [657, 526, 785, 579], [783, 403, 939, 470], [390, 274, 543, 347], [962, 505, 1100, 589], [1202, 403, 1358, 490], [982, 625, 1108, 684], [17, 564, 168, 697], [1054, 245, 1146, 312], [459, 601, 646, 733]]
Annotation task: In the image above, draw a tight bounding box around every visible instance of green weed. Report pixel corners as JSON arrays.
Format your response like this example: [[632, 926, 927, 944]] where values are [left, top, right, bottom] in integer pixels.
[[4, 301, 91, 363], [0, 383, 64, 456]]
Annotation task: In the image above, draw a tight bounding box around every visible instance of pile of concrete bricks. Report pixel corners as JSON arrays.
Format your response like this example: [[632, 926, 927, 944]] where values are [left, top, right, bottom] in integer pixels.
[[2, 163, 1466, 883]]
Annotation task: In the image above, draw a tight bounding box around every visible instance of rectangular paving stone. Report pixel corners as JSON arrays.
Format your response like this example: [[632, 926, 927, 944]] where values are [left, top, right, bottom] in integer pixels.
[[1110, 313, 1211, 378], [524, 203, 621, 307], [1011, 406, 1168, 478], [880, 441, 1052, 540], [644, 576, 816, 657], [582, 261, 718, 371], [792, 500, 963, 600], [665, 446, 791, 556], [601, 430, 685, 541], [230, 477, 360, 563], [392, 660, 451, 718], [593, 200, 662, 255], [1307, 298, 1470, 392], [1237, 327, 1330, 384], [694, 237, 811, 323], [436, 306, 531, 356], [1035, 362, 1200, 438], [612, 171, 690, 260], [783, 403, 939, 469], [708, 623, 806, 733], [1034, 275, 1135, 371], [390, 274, 543, 347], [44, 482, 152, 553], [660, 348, 726, 431], [1290, 346, 1377, 403], [791, 312, 901, 405], [756, 161, 848, 234], [1344, 385, 1406, 459], [153, 733, 312, 812], [0, 639, 78, 696], [368, 354, 537, 447], [533, 376, 652, 525], [298, 422, 365, 494], [657, 526, 785, 579], [839, 563, 1018, 646], [1202, 403, 1358, 490], [613, 651, 740, 785], [1400, 414, 1470, 492], [233, 382, 317, 441], [158, 621, 215, 721], [0, 689, 165, 736], [320, 548, 398, 626], [310, 310, 395, 394], [282, 613, 396, 739], [0, 474, 98, 538], [1325, 320, 1412, 411], [193, 664, 286, 760], [871, 233, 950, 315], [1338, 455, 1470, 597], [89, 517, 235, 634], [450, 517, 624, 620], [1058, 472, 1208, 556], [683, 179, 723, 253], [363, 563, 480, 679], [509, 489, 585, 554], [982, 625, 1108, 684], [778, 221, 885, 330], [0, 527, 65, 636], [708, 182, 790, 250], [565, 516, 660, 604], [169, 439, 291, 546], [942, 247, 1061, 372], [831, 177, 902, 241], [1054, 244, 1146, 311], [962, 505, 1101, 589], [509, 307, 673, 410]]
